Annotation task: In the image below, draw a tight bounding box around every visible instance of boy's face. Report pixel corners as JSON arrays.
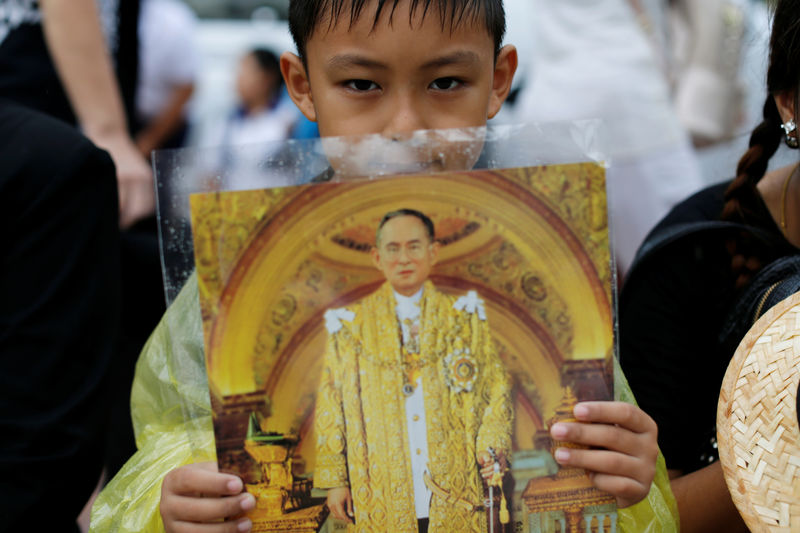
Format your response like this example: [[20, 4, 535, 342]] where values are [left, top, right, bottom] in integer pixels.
[[282, 1, 517, 140]]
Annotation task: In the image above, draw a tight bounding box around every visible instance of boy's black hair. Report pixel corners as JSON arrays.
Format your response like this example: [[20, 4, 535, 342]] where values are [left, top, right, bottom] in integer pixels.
[[289, 0, 505, 62]]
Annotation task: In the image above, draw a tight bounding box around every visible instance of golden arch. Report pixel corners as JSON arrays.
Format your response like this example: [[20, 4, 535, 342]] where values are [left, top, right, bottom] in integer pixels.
[[201, 166, 611, 457]]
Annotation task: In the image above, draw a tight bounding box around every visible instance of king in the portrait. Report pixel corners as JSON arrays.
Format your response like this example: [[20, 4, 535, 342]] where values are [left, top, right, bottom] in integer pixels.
[[314, 208, 513, 533]]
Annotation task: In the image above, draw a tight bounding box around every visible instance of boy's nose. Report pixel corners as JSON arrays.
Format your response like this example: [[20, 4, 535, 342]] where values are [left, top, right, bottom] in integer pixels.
[[383, 94, 425, 140]]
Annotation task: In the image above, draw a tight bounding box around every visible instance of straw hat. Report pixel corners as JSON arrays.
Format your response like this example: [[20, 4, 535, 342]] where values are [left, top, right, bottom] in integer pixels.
[[717, 291, 800, 532]]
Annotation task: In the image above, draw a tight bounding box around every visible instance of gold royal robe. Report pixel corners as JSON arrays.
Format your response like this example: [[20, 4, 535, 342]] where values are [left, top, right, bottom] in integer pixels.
[[314, 280, 513, 532]]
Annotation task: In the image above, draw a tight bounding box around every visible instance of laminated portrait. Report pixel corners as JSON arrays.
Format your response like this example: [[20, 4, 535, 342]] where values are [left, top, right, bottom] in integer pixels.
[[173, 124, 618, 532]]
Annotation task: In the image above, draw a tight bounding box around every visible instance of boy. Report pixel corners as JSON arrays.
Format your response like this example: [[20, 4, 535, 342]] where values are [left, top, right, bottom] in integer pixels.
[[91, 1, 673, 532]]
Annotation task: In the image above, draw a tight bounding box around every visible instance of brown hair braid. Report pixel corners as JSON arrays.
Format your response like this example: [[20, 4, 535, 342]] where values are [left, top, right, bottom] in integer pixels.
[[720, 0, 800, 286], [720, 98, 783, 225]]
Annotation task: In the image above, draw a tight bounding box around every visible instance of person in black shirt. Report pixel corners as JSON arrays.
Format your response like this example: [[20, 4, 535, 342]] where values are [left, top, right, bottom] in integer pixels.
[[620, 1, 800, 531], [0, 99, 120, 533], [0, 0, 152, 227], [0, 0, 160, 528]]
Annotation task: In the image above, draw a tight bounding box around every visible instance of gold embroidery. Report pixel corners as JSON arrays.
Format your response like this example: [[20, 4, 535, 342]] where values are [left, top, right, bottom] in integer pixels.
[[314, 281, 513, 532]]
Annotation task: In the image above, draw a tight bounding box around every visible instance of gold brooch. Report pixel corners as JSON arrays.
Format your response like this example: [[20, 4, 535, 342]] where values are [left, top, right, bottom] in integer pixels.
[[444, 348, 478, 392]]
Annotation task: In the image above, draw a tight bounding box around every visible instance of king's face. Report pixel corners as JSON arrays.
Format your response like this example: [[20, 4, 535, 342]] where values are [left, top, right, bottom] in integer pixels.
[[372, 215, 439, 296]]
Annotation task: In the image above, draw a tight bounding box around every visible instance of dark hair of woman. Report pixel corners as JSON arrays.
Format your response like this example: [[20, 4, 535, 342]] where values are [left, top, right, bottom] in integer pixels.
[[720, 0, 800, 285]]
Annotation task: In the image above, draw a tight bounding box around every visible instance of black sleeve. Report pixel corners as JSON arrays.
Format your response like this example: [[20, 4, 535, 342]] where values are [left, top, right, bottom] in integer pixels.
[[0, 100, 120, 532], [619, 234, 733, 473]]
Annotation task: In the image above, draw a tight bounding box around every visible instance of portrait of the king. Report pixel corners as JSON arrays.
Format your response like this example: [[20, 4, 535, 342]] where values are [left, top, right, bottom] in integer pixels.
[[314, 208, 513, 532]]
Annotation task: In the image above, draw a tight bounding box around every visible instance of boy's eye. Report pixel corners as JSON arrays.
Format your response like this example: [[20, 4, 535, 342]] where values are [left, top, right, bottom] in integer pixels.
[[430, 77, 462, 91], [345, 79, 379, 91]]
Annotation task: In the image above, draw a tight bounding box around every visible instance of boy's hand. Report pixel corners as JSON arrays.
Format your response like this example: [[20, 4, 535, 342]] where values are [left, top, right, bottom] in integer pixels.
[[326, 486, 354, 524], [549, 401, 658, 509], [160, 461, 256, 533]]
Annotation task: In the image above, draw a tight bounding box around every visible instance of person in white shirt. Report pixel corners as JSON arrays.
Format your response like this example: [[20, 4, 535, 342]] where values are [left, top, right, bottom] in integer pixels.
[[207, 47, 301, 189], [135, 0, 199, 156]]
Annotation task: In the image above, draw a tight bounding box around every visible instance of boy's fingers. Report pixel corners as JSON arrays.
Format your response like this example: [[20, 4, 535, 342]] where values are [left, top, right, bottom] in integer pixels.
[[164, 464, 243, 497], [553, 447, 648, 480], [164, 493, 255, 523], [554, 446, 656, 508], [169, 517, 252, 533], [586, 473, 649, 509], [551, 421, 647, 457], [573, 402, 657, 435], [193, 462, 220, 472]]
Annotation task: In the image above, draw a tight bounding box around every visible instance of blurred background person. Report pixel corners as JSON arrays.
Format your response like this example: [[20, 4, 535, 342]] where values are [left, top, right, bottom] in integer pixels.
[[501, 0, 705, 276], [0, 2, 170, 528], [208, 47, 299, 148], [633, 0, 748, 148], [200, 47, 305, 189], [134, 0, 200, 157], [499, 0, 780, 277], [0, 0, 152, 228], [0, 0, 137, 529], [0, 97, 121, 533], [630, 0, 796, 183]]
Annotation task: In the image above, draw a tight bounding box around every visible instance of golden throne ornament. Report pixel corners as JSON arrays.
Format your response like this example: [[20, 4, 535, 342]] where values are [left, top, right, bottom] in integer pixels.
[[243, 413, 328, 532]]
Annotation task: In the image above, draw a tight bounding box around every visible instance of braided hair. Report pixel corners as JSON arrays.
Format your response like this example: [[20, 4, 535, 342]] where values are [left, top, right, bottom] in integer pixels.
[[720, 0, 800, 286], [720, 99, 784, 224]]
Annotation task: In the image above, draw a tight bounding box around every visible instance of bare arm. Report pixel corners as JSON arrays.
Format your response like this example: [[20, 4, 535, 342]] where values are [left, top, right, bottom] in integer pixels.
[[39, 0, 126, 140], [40, 0, 154, 228], [669, 462, 747, 533], [136, 83, 195, 157]]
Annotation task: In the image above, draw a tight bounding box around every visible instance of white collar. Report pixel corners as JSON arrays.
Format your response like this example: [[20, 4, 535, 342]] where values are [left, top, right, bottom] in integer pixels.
[[394, 287, 423, 321]]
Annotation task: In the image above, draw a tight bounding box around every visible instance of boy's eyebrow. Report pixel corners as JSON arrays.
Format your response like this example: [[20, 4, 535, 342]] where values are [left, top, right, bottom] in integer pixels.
[[420, 51, 481, 70], [326, 54, 389, 71], [326, 51, 481, 72]]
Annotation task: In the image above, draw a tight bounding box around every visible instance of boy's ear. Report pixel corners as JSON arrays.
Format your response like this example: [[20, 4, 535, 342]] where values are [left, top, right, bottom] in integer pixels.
[[281, 52, 317, 122], [488, 45, 518, 119]]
